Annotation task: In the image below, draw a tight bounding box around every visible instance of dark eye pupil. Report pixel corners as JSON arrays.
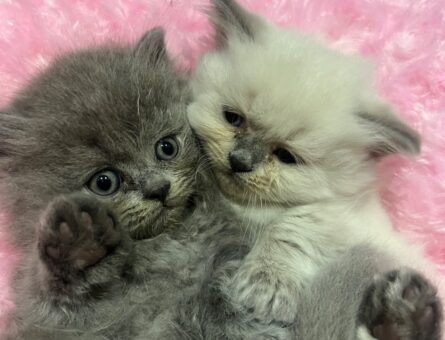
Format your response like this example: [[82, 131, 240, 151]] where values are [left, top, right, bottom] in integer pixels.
[[274, 148, 297, 164], [155, 137, 179, 161], [224, 111, 244, 127], [96, 175, 112, 191], [160, 141, 175, 156]]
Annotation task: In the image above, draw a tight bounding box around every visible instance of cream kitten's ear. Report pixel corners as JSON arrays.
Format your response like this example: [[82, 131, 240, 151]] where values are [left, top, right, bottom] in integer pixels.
[[358, 104, 420, 157], [134, 27, 169, 64], [209, 0, 266, 47]]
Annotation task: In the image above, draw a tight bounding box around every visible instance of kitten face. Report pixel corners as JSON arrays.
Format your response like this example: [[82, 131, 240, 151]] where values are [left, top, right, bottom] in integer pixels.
[[188, 0, 420, 207], [0, 28, 199, 239]]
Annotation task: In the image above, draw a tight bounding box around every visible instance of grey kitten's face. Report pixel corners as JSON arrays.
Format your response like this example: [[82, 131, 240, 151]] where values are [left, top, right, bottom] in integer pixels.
[[188, 0, 420, 208], [0, 28, 199, 239]]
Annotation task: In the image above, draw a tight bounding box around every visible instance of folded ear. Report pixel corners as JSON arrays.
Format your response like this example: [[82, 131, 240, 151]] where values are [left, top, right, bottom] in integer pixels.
[[134, 27, 169, 64], [209, 0, 266, 48], [358, 103, 420, 158]]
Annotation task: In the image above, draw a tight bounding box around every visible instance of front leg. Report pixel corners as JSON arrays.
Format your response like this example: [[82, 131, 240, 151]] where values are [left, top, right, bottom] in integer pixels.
[[230, 251, 302, 324], [230, 208, 346, 324], [230, 216, 324, 324]]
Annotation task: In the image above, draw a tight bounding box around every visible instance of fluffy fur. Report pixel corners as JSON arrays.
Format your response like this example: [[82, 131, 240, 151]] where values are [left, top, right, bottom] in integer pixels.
[[0, 29, 198, 243], [0, 0, 444, 336], [188, 0, 443, 337]]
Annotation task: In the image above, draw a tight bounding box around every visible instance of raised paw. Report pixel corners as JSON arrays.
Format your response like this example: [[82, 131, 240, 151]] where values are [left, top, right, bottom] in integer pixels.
[[231, 260, 299, 324], [38, 193, 122, 279], [358, 268, 442, 340]]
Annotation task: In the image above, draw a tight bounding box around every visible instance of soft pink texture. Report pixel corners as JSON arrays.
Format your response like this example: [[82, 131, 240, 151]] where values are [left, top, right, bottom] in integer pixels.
[[0, 0, 444, 324]]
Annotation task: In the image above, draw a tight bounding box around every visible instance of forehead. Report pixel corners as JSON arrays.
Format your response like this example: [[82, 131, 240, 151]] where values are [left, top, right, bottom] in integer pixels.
[[206, 37, 369, 140], [16, 46, 190, 158]]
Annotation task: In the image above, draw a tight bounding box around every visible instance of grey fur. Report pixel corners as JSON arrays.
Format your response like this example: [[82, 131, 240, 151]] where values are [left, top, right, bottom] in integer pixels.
[[358, 268, 442, 340], [296, 245, 391, 339], [0, 27, 197, 242], [297, 245, 441, 340]]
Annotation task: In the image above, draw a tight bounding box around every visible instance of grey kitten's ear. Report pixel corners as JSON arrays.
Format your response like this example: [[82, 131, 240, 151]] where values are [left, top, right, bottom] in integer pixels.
[[134, 27, 169, 64], [209, 0, 265, 47], [358, 104, 420, 158]]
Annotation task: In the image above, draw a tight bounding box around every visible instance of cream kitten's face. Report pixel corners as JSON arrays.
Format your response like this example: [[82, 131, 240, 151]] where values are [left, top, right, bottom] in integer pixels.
[[188, 0, 420, 208]]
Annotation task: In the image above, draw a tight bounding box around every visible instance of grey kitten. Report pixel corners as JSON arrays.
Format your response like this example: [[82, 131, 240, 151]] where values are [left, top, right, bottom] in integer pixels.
[[0, 27, 294, 340], [188, 0, 443, 339], [0, 27, 197, 338]]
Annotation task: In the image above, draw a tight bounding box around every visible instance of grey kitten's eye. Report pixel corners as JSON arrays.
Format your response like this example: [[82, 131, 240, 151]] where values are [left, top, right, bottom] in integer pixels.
[[273, 148, 303, 165], [224, 110, 244, 127], [155, 136, 179, 161], [87, 169, 121, 196]]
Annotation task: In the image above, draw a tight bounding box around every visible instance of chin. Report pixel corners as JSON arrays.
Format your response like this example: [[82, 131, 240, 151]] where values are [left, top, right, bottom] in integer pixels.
[[212, 167, 300, 208], [212, 169, 260, 207]]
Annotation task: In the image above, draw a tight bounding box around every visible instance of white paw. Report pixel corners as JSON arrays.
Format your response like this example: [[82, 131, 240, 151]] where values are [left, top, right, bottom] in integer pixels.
[[231, 260, 299, 324]]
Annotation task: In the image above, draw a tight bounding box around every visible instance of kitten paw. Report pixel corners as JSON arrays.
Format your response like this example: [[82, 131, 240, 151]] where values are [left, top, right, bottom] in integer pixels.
[[231, 260, 298, 324], [38, 193, 122, 278], [359, 268, 442, 340]]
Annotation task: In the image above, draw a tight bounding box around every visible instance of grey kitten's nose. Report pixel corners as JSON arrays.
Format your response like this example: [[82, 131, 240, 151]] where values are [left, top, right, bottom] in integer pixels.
[[143, 178, 171, 203], [229, 150, 253, 173]]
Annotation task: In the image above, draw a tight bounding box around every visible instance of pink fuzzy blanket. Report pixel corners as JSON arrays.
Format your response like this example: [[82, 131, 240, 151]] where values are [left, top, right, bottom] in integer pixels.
[[0, 0, 444, 327]]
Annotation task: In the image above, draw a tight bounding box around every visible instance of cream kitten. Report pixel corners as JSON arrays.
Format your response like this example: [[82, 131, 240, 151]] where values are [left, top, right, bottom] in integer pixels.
[[188, 0, 442, 339]]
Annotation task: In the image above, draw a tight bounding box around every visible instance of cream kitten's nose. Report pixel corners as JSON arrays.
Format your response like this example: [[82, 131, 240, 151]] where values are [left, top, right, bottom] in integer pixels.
[[229, 149, 253, 173]]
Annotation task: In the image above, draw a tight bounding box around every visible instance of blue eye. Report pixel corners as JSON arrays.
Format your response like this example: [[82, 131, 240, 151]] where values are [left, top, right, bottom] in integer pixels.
[[87, 169, 121, 196], [155, 136, 179, 161]]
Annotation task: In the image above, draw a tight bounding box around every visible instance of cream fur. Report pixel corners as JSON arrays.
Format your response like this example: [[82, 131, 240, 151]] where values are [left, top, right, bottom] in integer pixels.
[[188, 0, 442, 329]]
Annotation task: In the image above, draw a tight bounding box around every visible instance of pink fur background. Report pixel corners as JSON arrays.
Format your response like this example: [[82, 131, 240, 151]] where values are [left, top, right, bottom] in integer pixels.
[[0, 0, 444, 326]]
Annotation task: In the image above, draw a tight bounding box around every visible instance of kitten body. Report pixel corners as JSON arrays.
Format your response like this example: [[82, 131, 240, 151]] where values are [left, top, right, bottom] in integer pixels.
[[188, 0, 443, 337]]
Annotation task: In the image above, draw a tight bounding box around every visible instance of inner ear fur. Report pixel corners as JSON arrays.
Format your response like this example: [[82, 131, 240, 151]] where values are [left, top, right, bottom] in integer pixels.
[[358, 103, 420, 158]]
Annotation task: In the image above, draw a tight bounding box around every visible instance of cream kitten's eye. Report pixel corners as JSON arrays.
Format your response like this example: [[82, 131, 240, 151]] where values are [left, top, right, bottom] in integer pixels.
[[87, 169, 121, 196], [224, 110, 245, 127], [273, 148, 304, 165], [155, 136, 179, 161]]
